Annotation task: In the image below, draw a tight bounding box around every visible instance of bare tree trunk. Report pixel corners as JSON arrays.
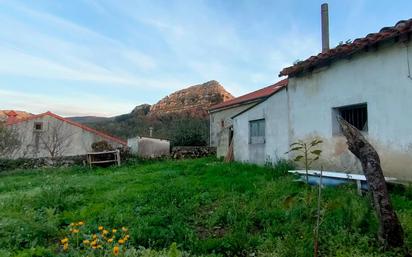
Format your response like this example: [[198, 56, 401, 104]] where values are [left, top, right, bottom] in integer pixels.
[[337, 117, 405, 250]]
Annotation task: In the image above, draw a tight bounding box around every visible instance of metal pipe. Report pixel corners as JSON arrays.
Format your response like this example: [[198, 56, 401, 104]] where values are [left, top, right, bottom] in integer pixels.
[[321, 3, 330, 52]]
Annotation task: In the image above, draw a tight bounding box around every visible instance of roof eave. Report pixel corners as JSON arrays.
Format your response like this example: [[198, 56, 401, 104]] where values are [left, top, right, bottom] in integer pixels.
[[208, 98, 266, 113]]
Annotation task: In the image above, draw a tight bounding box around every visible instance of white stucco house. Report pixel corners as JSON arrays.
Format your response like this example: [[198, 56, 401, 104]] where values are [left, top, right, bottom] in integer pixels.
[[233, 19, 412, 181], [208, 79, 287, 157], [4, 111, 127, 159]]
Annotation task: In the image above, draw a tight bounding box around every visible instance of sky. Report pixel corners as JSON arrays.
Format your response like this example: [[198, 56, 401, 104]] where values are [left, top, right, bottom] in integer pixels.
[[0, 0, 411, 117]]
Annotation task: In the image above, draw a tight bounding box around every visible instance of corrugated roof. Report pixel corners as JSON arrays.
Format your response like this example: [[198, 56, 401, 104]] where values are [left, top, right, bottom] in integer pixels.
[[209, 79, 288, 112], [7, 111, 127, 146], [280, 19, 412, 77]]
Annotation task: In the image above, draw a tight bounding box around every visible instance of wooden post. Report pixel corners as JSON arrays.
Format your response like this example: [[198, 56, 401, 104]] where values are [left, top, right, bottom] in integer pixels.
[[116, 149, 121, 166], [87, 154, 91, 169], [356, 180, 362, 195]]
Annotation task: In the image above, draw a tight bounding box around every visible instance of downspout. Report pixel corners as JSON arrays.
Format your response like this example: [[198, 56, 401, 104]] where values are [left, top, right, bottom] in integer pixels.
[[286, 84, 292, 154]]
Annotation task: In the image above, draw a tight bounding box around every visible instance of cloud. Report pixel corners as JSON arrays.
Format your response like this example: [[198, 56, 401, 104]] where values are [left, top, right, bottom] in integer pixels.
[[0, 2, 174, 90], [0, 0, 322, 115]]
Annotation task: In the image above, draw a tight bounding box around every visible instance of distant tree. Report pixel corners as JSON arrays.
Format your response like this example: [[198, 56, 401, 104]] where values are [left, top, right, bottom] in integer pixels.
[[171, 117, 209, 146], [0, 123, 21, 158]]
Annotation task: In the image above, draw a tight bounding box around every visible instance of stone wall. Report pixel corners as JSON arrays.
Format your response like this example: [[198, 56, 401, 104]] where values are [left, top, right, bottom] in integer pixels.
[[171, 146, 216, 159], [0, 155, 87, 171]]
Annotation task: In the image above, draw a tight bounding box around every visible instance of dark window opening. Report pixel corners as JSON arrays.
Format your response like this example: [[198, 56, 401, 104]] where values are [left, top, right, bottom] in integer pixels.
[[333, 103, 368, 135], [34, 122, 43, 132]]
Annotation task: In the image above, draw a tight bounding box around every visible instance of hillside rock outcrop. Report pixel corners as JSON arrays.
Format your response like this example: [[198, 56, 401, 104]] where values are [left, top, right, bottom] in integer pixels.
[[150, 80, 233, 116]]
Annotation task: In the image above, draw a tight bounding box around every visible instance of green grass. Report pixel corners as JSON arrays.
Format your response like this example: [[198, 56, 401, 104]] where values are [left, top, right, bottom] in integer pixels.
[[1, 157, 412, 256]]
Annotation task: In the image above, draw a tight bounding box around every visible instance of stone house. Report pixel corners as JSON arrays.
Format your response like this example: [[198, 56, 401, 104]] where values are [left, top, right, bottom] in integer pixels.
[[232, 19, 412, 181], [208, 79, 288, 157], [5, 111, 126, 159]]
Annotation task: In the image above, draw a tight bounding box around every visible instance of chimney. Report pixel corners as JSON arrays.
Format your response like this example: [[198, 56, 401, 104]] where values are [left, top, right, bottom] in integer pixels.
[[6, 110, 18, 125], [321, 3, 330, 52], [149, 127, 153, 137]]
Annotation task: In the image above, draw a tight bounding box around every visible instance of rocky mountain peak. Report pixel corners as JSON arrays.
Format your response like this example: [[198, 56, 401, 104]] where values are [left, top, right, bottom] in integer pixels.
[[150, 80, 233, 115]]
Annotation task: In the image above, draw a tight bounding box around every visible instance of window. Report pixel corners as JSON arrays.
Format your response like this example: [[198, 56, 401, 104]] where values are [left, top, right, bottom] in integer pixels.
[[249, 119, 265, 144], [333, 103, 368, 135], [34, 122, 43, 132]]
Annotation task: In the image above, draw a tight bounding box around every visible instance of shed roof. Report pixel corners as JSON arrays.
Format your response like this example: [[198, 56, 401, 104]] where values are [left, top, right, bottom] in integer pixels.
[[7, 111, 127, 146], [209, 79, 288, 112], [280, 18, 412, 77]]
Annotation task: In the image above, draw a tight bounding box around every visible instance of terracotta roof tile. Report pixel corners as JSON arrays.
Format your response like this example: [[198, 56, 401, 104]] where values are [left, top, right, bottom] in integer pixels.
[[280, 18, 412, 77], [209, 79, 288, 111]]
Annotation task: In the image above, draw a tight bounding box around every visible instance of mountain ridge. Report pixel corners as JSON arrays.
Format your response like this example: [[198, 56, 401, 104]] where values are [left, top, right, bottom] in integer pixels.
[[69, 80, 233, 145]]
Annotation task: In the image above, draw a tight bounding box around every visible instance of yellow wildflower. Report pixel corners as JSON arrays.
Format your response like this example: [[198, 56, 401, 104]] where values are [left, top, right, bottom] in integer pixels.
[[83, 239, 90, 245], [78, 221, 85, 226], [112, 229, 117, 233], [72, 229, 79, 234], [122, 227, 128, 232], [70, 223, 75, 227], [118, 239, 125, 244], [92, 234, 98, 239], [103, 229, 109, 235], [98, 226, 104, 231], [113, 246, 119, 255], [60, 238, 69, 244], [63, 243, 69, 251], [108, 238, 114, 243]]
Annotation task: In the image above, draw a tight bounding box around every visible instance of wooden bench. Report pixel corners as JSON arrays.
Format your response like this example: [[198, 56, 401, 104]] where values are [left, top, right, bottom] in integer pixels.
[[86, 150, 121, 168]]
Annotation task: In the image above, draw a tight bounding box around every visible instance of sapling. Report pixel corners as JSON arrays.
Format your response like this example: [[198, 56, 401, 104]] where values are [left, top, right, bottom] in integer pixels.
[[286, 138, 323, 183], [286, 138, 323, 257], [314, 166, 323, 257]]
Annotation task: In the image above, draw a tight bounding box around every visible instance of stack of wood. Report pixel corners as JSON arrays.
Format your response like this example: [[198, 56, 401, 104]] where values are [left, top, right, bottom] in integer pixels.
[[171, 146, 216, 159]]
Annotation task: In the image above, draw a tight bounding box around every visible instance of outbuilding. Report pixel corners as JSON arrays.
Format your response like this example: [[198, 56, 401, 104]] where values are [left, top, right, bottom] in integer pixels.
[[208, 79, 288, 157]]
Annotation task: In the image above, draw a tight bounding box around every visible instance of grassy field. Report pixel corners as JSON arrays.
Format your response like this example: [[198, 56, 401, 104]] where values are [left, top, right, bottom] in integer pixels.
[[1, 158, 412, 257]]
